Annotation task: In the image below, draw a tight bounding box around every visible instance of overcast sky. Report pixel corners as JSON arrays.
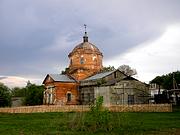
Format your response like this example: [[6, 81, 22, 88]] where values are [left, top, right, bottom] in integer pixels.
[[0, 0, 180, 88]]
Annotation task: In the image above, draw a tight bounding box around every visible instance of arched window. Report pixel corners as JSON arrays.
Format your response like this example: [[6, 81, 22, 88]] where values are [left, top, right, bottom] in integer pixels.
[[67, 93, 71, 102], [94, 58, 97, 64], [80, 57, 84, 64], [70, 59, 73, 65]]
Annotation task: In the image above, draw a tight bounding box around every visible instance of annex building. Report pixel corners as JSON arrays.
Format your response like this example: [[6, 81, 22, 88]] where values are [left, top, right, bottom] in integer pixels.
[[43, 30, 149, 106]]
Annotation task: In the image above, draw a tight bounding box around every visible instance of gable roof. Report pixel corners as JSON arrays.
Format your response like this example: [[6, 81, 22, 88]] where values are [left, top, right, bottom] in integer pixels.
[[122, 76, 139, 81], [122, 76, 149, 86], [43, 74, 76, 84], [82, 70, 122, 81], [81, 69, 148, 84], [50, 74, 76, 82]]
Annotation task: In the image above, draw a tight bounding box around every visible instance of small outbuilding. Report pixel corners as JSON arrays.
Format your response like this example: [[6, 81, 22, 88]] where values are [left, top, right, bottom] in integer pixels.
[[80, 70, 149, 106]]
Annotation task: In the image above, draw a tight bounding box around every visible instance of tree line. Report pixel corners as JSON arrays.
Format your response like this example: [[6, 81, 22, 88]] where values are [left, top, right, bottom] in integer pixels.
[[150, 71, 180, 90], [0, 81, 44, 107]]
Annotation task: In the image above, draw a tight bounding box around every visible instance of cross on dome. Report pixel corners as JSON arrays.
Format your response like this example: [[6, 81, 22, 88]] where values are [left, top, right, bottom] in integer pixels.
[[83, 24, 88, 42]]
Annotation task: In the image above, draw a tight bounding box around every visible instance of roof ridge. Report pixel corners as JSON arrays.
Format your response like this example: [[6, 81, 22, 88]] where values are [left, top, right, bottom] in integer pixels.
[[47, 74, 76, 83], [82, 70, 116, 81]]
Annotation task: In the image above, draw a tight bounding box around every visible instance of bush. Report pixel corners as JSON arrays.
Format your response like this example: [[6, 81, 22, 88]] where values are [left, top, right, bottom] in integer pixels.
[[24, 84, 44, 106], [67, 96, 113, 132], [11, 87, 26, 97], [89, 96, 112, 131], [0, 83, 11, 107]]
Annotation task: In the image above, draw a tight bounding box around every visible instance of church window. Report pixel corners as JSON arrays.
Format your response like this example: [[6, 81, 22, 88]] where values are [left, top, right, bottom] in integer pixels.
[[70, 59, 73, 65], [80, 57, 84, 64], [93, 56, 97, 64], [92, 56, 96, 60], [81, 93, 84, 102], [114, 72, 117, 78], [67, 93, 72, 102], [94, 59, 97, 65], [128, 95, 134, 105], [88, 93, 91, 102]]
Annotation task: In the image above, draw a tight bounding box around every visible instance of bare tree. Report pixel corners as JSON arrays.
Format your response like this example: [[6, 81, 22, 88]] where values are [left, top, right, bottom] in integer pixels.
[[118, 65, 137, 76]]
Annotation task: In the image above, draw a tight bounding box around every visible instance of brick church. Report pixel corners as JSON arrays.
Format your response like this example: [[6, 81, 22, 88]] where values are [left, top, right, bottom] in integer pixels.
[[43, 29, 103, 105], [43, 28, 149, 106]]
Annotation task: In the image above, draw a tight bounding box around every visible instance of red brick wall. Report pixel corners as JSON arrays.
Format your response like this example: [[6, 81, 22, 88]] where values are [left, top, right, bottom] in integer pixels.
[[0, 104, 172, 113], [68, 49, 103, 80], [54, 82, 79, 105], [44, 81, 79, 105]]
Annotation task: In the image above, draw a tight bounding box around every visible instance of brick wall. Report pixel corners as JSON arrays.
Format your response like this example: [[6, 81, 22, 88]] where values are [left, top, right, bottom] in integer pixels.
[[0, 104, 172, 113], [68, 44, 103, 80], [109, 104, 172, 112], [54, 82, 79, 105], [44, 82, 79, 105]]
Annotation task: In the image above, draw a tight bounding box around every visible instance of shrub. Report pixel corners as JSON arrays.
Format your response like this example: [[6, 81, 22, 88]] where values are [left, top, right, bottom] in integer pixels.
[[89, 96, 112, 131], [67, 96, 113, 132], [0, 83, 11, 107], [24, 84, 44, 106]]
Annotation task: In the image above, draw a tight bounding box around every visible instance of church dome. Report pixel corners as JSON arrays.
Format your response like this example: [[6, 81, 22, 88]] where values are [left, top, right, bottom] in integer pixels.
[[67, 28, 103, 80], [69, 42, 102, 57], [68, 31, 102, 57]]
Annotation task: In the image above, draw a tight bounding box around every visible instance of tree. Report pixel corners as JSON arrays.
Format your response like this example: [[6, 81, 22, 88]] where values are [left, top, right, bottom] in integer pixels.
[[61, 68, 69, 74], [11, 87, 26, 97], [24, 84, 44, 106], [150, 71, 180, 90], [150, 76, 164, 94], [0, 83, 11, 107], [118, 65, 137, 76], [100, 65, 116, 72], [163, 71, 180, 90], [26, 80, 32, 88]]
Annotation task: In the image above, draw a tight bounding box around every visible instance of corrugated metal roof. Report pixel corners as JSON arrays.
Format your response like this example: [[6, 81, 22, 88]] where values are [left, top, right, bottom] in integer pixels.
[[49, 74, 76, 82], [83, 70, 115, 81]]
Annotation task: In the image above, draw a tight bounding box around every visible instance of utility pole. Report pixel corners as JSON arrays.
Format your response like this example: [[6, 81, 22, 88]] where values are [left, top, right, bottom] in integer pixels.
[[173, 73, 178, 89]]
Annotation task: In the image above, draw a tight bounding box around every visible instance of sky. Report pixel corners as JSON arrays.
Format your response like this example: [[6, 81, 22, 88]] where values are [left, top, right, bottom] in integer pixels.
[[0, 0, 180, 88]]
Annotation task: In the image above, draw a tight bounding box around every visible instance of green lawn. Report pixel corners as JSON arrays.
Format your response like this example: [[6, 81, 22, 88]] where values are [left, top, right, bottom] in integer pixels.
[[0, 109, 180, 135]]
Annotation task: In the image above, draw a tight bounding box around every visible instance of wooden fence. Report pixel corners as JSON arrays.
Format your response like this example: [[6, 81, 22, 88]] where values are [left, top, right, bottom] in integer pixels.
[[108, 104, 172, 112], [0, 104, 172, 113]]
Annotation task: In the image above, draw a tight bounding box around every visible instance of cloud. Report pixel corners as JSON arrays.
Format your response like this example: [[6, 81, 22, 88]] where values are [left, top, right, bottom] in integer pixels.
[[43, 33, 79, 52], [104, 24, 180, 82], [0, 76, 27, 88], [0, 0, 180, 87], [0, 76, 7, 80], [0, 76, 42, 88]]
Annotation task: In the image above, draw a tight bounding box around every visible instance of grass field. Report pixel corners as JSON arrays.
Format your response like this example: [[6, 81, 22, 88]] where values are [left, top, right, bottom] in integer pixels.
[[0, 107, 180, 135]]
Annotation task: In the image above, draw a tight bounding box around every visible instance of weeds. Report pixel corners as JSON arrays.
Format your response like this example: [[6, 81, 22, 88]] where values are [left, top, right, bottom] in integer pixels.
[[68, 96, 113, 132], [66, 97, 144, 133]]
